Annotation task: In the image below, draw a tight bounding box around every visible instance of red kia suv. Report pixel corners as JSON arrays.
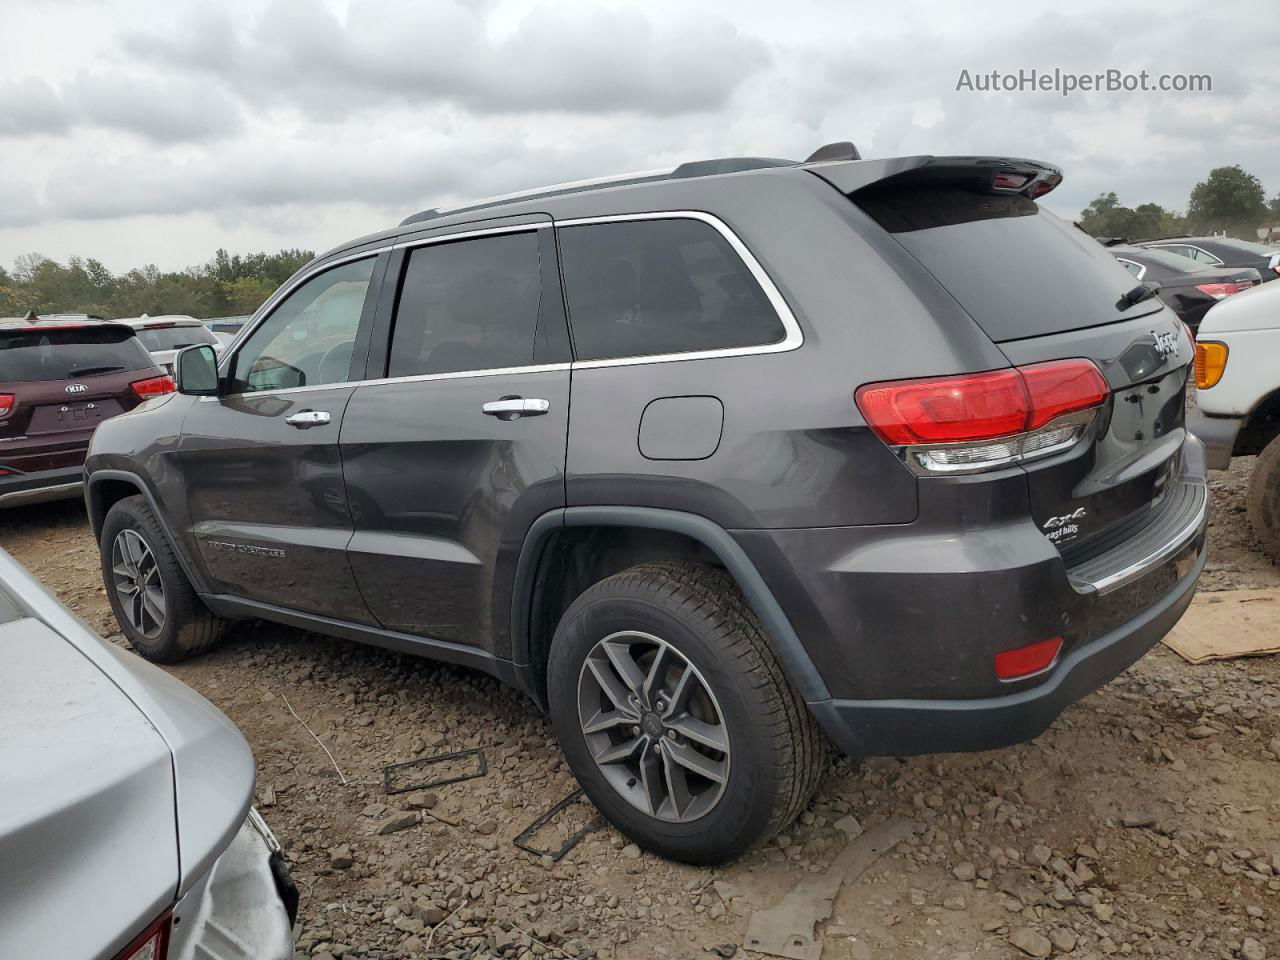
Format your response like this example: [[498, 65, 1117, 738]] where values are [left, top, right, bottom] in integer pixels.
[[0, 317, 174, 508]]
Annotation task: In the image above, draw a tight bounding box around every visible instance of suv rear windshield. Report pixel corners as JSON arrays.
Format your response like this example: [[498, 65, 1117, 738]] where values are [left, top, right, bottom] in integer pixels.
[[854, 187, 1157, 342], [0, 326, 153, 382], [134, 324, 219, 352]]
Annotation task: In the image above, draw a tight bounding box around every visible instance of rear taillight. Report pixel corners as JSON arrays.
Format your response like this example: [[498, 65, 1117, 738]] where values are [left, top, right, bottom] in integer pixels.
[[855, 359, 1110, 475], [1269, 253, 1280, 277], [1195, 340, 1228, 389], [130, 374, 176, 399], [0, 394, 12, 418], [110, 910, 171, 960], [1195, 281, 1252, 299]]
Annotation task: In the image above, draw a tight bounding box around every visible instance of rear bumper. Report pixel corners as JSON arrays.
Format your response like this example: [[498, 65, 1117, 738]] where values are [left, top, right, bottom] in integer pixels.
[[734, 435, 1209, 756], [0, 466, 84, 508], [1187, 408, 1241, 471], [809, 545, 1203, 755], [169, 809, 297, 960]]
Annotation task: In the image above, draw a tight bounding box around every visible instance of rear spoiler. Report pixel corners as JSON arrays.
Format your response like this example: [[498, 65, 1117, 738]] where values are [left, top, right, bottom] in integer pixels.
[[807, 155, 1063, 201]]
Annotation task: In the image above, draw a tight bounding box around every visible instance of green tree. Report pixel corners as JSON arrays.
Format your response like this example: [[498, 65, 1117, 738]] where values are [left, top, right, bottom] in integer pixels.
[[1, 247, 312, 319], [220, 276, 276, 315], [1187, 166, 1267, 235], [1078, 193, 1185, 241], [1268, 194, 1280, 220]]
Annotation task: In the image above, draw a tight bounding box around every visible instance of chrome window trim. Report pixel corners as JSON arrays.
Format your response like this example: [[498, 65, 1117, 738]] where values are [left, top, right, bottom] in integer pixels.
[[358, 362, 571, 389], [1115, 258, 1147, 281], [392, 221, 551, 252], [556, 210, 804, 370], [199, 362, 573, 401]]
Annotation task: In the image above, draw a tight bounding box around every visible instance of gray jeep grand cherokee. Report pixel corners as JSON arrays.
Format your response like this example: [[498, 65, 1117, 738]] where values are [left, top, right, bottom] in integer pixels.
[[86, 146, 1208, 863]]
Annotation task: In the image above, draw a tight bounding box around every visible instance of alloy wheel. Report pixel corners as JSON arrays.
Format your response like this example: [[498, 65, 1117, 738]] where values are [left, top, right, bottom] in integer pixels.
[[111, 529, 166, 639], [577, 630, 730, 823]]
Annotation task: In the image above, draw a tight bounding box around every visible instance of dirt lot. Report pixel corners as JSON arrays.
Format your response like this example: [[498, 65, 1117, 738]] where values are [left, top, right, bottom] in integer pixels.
[[4, 458, 1280, 960]]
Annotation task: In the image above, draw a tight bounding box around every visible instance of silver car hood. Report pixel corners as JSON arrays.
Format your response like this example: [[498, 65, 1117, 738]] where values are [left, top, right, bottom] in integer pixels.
[[0, 550, 255, 957]]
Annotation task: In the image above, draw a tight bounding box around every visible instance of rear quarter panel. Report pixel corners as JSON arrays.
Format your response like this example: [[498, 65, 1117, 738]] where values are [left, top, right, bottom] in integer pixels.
[[563, 170, 1011, 529]]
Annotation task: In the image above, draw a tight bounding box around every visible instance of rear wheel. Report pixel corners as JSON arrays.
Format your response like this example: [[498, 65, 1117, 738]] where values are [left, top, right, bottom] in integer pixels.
[[99, 495, 226, 663], [1247, 435, 1280, 563], [546, 561, 826, 864]]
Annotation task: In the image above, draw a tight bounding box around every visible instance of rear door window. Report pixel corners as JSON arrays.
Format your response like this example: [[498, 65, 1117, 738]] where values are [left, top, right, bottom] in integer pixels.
[[387, 232, 543, 377], [557, 217, 786, 361], [0, 326, 153, 381], [853, 187, 1161, 342]]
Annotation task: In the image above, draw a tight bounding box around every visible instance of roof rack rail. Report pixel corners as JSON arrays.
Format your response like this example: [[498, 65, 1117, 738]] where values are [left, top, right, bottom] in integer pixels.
[[398, 155, 798, 227]]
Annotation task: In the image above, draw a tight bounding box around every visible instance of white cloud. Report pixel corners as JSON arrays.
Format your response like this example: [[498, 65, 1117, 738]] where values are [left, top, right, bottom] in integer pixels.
[[0, 0, 1277, 272]]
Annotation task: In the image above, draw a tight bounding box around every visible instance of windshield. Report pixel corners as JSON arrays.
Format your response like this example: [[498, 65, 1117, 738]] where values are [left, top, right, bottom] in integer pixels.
[[0, 327, 153, 381], [134, 325, 219, 352]]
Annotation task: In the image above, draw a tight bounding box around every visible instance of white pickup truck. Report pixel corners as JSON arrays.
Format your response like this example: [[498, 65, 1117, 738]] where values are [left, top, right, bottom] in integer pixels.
[[1189, 279, 1280, 560]]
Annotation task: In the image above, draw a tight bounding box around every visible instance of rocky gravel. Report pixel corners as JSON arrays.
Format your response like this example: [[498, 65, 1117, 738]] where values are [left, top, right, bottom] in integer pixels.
[[3, 454, 1279, 959]]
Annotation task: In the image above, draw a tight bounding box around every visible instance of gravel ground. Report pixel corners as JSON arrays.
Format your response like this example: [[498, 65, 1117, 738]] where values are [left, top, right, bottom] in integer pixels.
[[3, 456, 1280, 960]]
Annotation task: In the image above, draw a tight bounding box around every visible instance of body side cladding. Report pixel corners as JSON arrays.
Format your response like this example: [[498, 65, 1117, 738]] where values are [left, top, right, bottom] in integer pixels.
[[507, 506, 833, 709], [199, 594, 521, 686]]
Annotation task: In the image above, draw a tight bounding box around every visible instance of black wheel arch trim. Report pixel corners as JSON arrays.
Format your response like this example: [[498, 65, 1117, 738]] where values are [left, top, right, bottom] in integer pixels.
[[85, 469, 212, 595], [509, 505, 833, 707]]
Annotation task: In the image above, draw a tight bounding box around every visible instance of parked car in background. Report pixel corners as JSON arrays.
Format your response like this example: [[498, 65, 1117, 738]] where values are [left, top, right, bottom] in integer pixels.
[[1188, 280, 1280, 560], [86, 148, 1206, 863], [0, 546, 296, 959], [115, 315, 224, 375], [1108, 245, 1261, 334], [205, 316, 251, 347], [1139, 236, 1280, 281], [0, 317, 173, 508]]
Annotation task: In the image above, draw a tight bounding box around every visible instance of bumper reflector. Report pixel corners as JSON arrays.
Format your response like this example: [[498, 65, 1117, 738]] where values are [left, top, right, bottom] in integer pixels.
[[994, 636, 1063, 680]]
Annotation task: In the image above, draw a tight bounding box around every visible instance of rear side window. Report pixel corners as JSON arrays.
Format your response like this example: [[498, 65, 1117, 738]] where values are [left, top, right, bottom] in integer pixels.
[[558, 218, 785, 361], [388, 232, 542, 377], [0, 326, 153, 382], [854, 187, 1155, 342]]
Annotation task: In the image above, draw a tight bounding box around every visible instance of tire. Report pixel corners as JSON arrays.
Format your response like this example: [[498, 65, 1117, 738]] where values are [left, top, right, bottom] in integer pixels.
[[546, 561, 826, 864], [99, 495, 226, 663], [1247, 435, 1280, 563]]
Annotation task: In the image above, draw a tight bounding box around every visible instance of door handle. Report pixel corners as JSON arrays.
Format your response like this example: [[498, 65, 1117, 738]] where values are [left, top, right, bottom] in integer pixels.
[[284, 410, 331, 428], [482, 397, 550, 420]]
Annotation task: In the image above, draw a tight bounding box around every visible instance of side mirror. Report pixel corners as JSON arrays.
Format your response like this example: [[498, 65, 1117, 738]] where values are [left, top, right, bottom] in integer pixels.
[[174, 344, 221, 396]]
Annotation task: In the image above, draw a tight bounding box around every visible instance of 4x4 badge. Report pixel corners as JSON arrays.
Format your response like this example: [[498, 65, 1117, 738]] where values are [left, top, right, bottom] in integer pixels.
[[1043, 506, 1087, 544], [1152, 328, 1179, 359]]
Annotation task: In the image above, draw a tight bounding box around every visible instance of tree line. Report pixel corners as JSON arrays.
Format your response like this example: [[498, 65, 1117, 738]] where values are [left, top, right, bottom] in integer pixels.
[[1079, 164, 1280, 241], [0, 247, 314, 320]]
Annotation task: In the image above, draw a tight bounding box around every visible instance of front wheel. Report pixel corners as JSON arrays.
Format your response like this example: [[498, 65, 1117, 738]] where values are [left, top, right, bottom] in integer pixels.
[[1247, 435, 1280, 563], [546, 561, 826, 864], [99, 495, 227, 663]]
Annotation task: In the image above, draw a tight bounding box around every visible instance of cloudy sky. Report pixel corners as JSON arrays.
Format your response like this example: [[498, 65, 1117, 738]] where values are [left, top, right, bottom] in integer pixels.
[[2, 0, 1277, 273]]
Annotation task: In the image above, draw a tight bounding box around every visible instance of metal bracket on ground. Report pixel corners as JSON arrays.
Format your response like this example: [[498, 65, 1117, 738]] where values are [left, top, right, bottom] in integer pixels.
[[512, 788, 598, 862], [383, 747, 488, 795]]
